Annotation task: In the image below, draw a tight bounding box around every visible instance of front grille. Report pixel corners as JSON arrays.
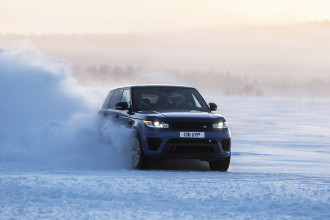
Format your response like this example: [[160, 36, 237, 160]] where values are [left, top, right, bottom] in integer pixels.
[[163, 138, 219, 154], [170, 122, 213, 131]]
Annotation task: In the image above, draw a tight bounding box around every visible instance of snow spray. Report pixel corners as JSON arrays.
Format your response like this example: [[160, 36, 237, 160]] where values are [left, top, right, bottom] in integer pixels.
[[0, 47, 132, 169]]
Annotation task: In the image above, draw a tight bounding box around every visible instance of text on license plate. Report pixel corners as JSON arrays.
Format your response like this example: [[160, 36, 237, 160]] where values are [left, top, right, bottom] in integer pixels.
[[180, 132, 205, 138]]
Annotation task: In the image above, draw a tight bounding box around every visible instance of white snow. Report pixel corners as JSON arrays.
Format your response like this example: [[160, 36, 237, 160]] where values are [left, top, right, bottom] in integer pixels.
[[0, 48, 329, 219]]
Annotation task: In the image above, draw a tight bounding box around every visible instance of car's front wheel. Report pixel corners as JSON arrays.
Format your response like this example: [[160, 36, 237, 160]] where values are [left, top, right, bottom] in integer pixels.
[[209, 156, 230, 172], [131, 136, 146, 169]]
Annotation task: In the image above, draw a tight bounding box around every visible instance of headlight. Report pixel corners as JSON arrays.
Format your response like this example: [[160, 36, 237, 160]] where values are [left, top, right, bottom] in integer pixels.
[[213, 121, 228, 129], [143, 120, 169, 128]]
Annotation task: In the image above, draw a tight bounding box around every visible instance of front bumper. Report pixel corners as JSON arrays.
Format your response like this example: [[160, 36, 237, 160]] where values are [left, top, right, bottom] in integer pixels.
[[139, 126, 231, 161]]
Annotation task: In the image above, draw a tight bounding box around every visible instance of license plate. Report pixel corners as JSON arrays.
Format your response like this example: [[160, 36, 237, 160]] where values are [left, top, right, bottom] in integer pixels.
[[180, 132, 205, 138]]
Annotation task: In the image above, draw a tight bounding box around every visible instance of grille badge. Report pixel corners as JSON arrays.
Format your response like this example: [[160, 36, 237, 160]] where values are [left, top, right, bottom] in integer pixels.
[[203, 125, 207, 128]]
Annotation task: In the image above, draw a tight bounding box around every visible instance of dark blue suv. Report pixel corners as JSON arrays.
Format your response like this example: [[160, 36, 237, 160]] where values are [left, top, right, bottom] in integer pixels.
[[99, 85, 231, 171]]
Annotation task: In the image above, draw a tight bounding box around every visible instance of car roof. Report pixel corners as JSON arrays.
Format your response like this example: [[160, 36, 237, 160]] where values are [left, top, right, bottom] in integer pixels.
[[112, 84, 195, 90]]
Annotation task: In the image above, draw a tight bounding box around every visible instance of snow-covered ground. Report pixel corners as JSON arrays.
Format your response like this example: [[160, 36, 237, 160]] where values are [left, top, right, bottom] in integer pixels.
[[1, 97, 329, 219], [0, 48, 329, 219]]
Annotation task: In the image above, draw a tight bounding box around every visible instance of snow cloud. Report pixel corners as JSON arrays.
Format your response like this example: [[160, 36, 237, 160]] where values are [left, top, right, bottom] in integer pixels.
[[0, 47, 132, 169]]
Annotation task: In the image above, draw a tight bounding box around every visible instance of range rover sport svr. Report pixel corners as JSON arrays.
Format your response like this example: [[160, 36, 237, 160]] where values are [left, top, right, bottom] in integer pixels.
[[99, 85, 231, 171]]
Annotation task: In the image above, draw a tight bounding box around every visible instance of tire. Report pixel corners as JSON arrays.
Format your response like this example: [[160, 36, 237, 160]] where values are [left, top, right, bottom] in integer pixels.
[[131, 135, 147, 169], [209, 156, 230, 172]]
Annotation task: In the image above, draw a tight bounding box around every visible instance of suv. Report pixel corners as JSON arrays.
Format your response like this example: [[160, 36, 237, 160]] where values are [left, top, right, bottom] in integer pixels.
[[99, 85, 231, 171]]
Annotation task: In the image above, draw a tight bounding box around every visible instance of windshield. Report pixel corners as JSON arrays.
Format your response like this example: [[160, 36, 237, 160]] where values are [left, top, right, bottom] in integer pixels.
[[132, 87, 209, 112]]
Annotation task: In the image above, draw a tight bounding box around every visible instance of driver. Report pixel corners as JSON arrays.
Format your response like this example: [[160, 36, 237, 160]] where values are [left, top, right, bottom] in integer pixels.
[[169, 92, 183, 107]]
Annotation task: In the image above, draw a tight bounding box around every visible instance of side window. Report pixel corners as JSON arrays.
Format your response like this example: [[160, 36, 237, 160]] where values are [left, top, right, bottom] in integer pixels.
[[102, 90, 114, 109], [109, 89, 123, 108], [192, 94, 202, 108], [121, 89, 130, 103]]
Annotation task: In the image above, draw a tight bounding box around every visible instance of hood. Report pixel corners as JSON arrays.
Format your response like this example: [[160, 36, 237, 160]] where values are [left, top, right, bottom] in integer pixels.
[[160, 111, 214, 119], [133, 110, 224, 121]]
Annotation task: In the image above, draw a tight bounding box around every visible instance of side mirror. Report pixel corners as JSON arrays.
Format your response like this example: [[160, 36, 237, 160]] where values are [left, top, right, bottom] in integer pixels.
[[209, 102, 217, 111], [115, 102, 129, 110]]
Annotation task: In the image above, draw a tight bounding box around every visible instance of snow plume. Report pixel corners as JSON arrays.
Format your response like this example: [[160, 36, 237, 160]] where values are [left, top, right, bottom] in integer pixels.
[[0, 47, 132, 169]]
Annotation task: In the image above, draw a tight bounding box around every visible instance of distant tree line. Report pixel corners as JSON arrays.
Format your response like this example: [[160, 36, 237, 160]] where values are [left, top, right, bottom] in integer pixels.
[[72, 64, 330, 98], [72, 64, 264, 96]]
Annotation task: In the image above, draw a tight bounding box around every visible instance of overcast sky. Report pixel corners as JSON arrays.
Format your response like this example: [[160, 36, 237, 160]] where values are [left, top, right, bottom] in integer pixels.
[[1, 0, 330, 34]]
